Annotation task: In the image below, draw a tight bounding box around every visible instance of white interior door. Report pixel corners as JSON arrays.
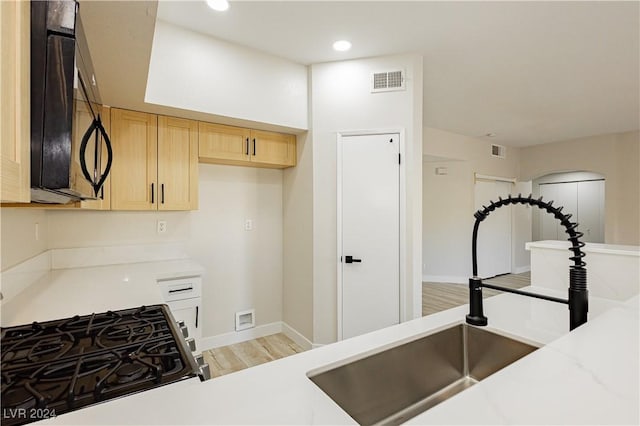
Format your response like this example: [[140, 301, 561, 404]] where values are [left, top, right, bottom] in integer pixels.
[[539, 182, 578, 241], [577, 180, 605, 243], [474, 180, 512, 278], [340, 133, 400, 339], [539, 184, 560, 240]]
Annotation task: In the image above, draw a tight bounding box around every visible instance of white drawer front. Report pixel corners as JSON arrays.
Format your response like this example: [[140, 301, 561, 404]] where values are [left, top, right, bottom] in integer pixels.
[[158, 276, 202, 302]]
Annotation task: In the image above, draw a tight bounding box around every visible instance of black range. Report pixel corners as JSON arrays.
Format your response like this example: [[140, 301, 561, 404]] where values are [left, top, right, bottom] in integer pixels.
[[1, 305, 199, 425]]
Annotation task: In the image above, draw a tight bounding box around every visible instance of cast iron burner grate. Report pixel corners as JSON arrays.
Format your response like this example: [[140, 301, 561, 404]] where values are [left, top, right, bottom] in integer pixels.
[[1, 305, 198, 425]]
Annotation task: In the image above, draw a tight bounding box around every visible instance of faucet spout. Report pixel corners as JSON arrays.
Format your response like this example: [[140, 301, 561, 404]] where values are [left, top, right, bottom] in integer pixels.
[[466, 194, 589, 331]]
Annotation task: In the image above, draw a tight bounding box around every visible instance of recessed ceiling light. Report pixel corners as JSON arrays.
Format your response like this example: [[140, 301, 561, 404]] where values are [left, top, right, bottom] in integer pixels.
[[333, 40, 352, 52], [206, 0, 229, 12]]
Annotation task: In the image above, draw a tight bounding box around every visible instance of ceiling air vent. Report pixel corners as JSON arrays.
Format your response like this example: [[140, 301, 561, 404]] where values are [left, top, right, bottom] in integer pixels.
[[491, 144, 506, 159], [371, 70, 405, 93]]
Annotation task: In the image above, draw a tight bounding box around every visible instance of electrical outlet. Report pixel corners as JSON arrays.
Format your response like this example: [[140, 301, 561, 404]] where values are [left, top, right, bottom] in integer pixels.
[[157, 221, 167, 234], [244, 219, 253, 231]]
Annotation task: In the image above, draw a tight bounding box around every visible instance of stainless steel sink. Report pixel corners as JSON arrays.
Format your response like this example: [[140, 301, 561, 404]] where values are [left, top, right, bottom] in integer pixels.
[[307, 324, 538, 425]]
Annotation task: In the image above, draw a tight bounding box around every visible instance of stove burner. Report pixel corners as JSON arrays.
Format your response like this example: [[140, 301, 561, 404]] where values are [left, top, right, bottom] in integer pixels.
[[1, 305, 197, 426], [2, 384, 35, 411], [115, 363, 147, 384], [97, 321, 156, 348]]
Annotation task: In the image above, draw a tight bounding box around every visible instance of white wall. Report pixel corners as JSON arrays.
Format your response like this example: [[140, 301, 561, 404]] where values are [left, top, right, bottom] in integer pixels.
[[146, 20, 308, 130], [283, 131, 314, 341], [45, 164, 284, 341], [186, 164, 283, 338], [520, 131, 640, 245], [310, 54, 423, 344], [422, 128, 526, 283], [0, 209, 48, 271]]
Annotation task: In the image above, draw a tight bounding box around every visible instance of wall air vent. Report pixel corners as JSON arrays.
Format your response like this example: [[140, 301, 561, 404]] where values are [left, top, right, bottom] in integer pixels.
[[371, 70, 405, 93], [491, 144, 506, 159]]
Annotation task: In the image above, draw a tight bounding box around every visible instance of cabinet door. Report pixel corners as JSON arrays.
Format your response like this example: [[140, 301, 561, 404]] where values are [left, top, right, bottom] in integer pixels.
[[158, 116, 198, 211], [199, 122, 250, 165], [110, 109, 158, 210], [0, 0, 30, 203], [250, 130, 296, 167]]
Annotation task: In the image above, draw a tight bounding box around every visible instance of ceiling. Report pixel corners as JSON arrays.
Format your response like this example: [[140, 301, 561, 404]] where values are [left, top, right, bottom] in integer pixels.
[[81, 1, 639, 147]]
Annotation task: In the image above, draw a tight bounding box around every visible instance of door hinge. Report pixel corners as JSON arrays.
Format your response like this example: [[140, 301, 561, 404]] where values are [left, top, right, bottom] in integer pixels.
[[398, 153, 401, 164]]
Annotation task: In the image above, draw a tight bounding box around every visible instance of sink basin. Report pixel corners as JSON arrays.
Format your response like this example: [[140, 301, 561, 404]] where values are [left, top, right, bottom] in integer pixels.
[[307, 323, 538, 425]]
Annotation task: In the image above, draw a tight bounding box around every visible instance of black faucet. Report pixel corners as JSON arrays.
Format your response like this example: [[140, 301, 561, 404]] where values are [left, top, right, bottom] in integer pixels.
[[466, 194, 589, 331]]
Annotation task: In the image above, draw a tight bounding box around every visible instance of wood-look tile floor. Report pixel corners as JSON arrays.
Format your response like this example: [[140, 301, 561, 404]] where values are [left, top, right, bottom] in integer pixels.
[[202, 333, 304, 378], [203, 272, 531, 378], [422, 271, 531, 316]]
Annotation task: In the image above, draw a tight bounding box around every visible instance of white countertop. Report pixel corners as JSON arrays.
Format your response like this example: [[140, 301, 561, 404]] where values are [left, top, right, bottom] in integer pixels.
[[36, 287, 639, 425], [0, 258, 203, 327]]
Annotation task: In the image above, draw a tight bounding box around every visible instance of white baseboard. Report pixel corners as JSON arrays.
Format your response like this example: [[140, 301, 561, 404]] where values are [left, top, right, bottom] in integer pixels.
[[281, 322, 313, 351], [200, 321, 315, 351], [513, 265, 531, 274], [423, 275, 467, 284], [200, 322, 282, 351]]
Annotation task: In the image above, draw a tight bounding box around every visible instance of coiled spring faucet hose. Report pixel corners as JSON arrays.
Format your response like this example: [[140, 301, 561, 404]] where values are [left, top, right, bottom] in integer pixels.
[[466, 194, 588, 331]]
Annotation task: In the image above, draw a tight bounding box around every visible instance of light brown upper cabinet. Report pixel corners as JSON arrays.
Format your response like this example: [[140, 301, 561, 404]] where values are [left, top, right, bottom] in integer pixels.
[[110, 109, 198, 211], [1, 0, 30, 203], [199, 123, 296, 168], [157, 116, 198, 210]]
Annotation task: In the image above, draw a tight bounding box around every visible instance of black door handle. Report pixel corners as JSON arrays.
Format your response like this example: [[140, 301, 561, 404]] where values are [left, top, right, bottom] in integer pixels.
[[345, 255, 362, 263]]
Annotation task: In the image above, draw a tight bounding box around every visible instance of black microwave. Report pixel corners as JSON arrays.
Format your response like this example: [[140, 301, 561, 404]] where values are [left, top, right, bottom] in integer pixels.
[[30, 0, 112, 204]]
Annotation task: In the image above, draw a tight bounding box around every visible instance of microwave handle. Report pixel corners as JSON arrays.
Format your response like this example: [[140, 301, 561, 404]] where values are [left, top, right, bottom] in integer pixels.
[[79, 116, 113, 196]]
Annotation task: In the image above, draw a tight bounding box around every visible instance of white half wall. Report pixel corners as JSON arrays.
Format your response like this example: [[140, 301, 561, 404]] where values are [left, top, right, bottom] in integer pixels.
[[146, 20, 308, 130], [310, 54, 423, 345]]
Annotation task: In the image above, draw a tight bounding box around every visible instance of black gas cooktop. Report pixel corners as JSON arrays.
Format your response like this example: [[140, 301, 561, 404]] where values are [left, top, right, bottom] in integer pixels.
[[1, 305, 198, 425]]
